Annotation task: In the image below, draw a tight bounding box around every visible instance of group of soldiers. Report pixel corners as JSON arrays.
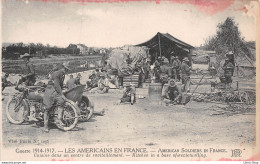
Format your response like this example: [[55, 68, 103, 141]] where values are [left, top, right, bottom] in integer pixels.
[[11, 54, 73, 132], [3, 50, 236, 131], [86, 62, 136, 104], [150, 55, 191, 104]]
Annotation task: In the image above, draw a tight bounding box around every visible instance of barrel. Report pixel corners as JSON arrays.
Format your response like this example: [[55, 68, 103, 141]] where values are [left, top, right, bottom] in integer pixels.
[[148, 83, 162, 101]]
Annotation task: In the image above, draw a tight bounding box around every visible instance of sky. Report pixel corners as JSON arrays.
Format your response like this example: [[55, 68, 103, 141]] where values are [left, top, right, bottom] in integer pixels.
[[1, 0, 258, 48]]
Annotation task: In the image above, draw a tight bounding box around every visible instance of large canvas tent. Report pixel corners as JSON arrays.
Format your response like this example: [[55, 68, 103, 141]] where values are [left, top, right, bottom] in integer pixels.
[[136, 32, 194, 64]]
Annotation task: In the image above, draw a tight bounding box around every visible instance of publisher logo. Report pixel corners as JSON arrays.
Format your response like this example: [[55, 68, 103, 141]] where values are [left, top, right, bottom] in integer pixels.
[[231, 149, 242, 157]]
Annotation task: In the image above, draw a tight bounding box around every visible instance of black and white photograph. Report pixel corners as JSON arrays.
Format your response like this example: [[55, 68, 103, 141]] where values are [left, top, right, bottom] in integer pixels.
[[1, 0, 259, 161]]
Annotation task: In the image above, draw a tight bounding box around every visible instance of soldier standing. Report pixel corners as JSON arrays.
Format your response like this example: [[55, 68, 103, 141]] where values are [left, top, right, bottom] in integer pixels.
[[159, 58, 171, 86], [181, 57, 191, 93], [171, 56, 179, 81], [176, 57, 181, 81], [43, 62, 71, 132], [222, 57, 235, 89]]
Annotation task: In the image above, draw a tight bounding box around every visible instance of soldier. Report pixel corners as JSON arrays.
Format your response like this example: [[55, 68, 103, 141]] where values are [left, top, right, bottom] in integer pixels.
[[159, 58, 171, 86], [175, 57, 181, 81], [222, 57, 235, 89], [87, 71, 99, 90], [2, 73, 9, 91], [171, 56, 179, 81], [120, 83, 136, 105], [97, 73, 109, 93], [66, 74, 76, 90], [75, 73, 81, 85], [16, 53, 36, 88], [153, 57, 161, 82], [43, 62, 71, 132], [162, 79, 182, 105], [181, 57, 191, 93]]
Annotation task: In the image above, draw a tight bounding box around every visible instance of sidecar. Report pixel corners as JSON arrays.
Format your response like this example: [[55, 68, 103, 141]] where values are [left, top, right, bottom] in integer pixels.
[[63, 85, 94, 121]]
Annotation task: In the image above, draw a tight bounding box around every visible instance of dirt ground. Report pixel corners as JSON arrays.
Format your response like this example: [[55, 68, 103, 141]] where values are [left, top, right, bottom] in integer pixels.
[[1, 84, 256, 150]]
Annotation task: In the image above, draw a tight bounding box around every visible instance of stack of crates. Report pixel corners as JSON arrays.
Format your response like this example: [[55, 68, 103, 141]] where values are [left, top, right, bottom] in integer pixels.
[[123, 74, 140, 87]]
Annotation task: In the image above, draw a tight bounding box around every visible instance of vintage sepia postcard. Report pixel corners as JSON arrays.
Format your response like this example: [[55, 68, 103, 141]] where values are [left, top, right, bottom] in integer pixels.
[[0, 0, 259, 162]]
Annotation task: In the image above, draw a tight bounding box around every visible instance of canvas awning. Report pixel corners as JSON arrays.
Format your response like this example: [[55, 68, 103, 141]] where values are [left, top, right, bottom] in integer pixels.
[[136, 32, 194, 64]]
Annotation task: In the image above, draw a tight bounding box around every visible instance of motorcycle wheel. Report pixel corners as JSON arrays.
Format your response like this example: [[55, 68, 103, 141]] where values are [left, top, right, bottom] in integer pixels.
[[78, 100, 94, 122], [6, 96, 26, 124], [55, 102, 79, 131]]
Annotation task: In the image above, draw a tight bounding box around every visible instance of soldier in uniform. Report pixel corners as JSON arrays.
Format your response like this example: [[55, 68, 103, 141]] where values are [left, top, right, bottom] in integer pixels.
[[175, 57, 181, 81], [171, 56, 179, 81], [159, 58, 171, 86], [162, 79, 182, 105], [75, 73, 82, 85], [16, 53, 36, 88], [222, 57, 235, 89], [153, 57, 161, 82], [43, 62, 71, 132], [87, 71, 99, 90], [97, 73, 109, 93], [66, 74, 76, 90], [2, 73, 9, 91], [120, 83, 136, 105], [181, 57, 191, 93]]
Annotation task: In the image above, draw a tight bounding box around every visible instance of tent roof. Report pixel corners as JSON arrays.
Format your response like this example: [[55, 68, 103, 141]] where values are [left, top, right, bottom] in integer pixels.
[[136, 32, 194, 50]]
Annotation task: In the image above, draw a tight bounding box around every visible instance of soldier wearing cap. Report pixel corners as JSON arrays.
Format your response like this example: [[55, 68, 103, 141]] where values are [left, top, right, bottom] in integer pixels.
[[120, 83, 136, 105], [162, 79, 182, 104], [16, 53, 36, 88], [159, 58, 171, 86], [181, 57, 191, 92], [222, 54, 235, 89], [171, 56, 180, 82], [42, 62, 71, 132], [97, 73, 109, 93]]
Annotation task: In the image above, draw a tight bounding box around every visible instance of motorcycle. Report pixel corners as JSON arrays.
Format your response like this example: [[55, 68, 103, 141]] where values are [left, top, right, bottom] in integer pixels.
[[6, 85, 80, 131]]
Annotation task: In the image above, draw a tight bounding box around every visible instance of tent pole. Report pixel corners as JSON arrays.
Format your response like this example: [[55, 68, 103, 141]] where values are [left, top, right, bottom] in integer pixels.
[[158, 33, 162, 58]]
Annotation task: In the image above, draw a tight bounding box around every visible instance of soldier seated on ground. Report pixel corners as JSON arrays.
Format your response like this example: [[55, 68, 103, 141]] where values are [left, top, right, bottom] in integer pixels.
[[120, 83, 136, 105], [75, 73, 81, 85], [97, 73, 109, 93], [162, 79, 182, 105], [87, 71, 99, 90]]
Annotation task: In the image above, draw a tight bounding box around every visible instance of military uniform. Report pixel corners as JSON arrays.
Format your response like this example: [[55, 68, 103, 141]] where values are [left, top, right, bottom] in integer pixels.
[[25, 61, 36, 86], [162, 81, 182, 104], [181, 58, 191, 92], [43, 69, 65, 109], [43, 62, 72, 132], [121, 84, 136, 105], [97, 75, 109, 93], [159, 59, 171, 86], [171, 58, 180, 81], [87, 73, 99, 89], [223, 60, 235, 86], [2, 73, 9, 91]]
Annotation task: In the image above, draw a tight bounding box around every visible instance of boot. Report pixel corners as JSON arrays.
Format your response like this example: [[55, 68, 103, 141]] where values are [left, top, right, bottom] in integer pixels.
[[43, 110, 49, 133], [56, 107, 65, 126]]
